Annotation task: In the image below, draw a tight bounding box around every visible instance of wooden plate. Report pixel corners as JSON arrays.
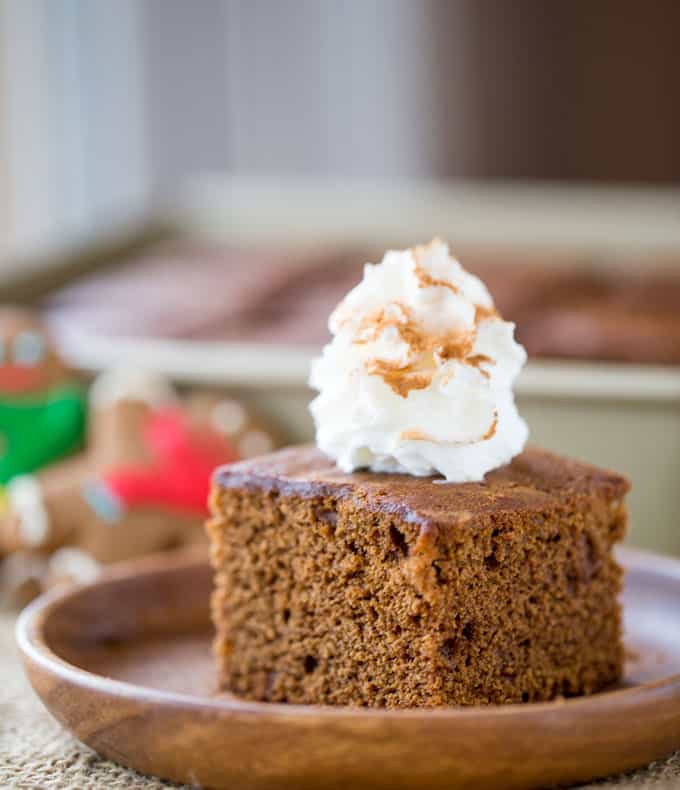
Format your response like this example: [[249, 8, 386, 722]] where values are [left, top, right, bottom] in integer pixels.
[[16, 547, 680, 790]]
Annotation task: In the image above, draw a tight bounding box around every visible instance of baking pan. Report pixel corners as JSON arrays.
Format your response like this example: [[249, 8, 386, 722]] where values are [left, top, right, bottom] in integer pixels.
[[3, 176, 680, 554]]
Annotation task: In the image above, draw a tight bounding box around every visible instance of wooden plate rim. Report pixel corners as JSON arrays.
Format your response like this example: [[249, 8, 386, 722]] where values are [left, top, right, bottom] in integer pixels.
[[15, 546, 680, 724]]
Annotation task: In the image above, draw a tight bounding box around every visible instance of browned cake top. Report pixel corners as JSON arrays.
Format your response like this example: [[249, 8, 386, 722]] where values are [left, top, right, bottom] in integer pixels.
[[214, 445, 629, 530]]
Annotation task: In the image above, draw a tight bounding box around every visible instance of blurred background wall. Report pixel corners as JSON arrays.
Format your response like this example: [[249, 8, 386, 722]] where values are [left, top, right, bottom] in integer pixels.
[[2, 0, 680, 258]]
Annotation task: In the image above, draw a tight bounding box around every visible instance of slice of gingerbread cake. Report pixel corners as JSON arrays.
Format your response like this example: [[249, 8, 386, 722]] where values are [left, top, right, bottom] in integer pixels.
[[208, 239, 630, 707]]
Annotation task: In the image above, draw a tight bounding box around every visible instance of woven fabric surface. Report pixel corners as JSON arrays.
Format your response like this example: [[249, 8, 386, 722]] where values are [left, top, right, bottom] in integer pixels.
[[1, 611, 679, 790]]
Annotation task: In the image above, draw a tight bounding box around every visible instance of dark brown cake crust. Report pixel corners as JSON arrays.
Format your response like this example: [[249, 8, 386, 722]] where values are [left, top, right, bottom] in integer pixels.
[[208, 446, 629, 708]]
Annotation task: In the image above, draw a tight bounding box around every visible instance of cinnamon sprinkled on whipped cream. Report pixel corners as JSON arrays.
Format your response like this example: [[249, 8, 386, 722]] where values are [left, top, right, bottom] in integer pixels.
[[309, 239, 528, 482]]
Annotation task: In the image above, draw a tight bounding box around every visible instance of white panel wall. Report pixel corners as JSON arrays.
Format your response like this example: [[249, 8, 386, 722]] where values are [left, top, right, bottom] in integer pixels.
[[0, 0, 474, 259], [1, 0, 149, 259]]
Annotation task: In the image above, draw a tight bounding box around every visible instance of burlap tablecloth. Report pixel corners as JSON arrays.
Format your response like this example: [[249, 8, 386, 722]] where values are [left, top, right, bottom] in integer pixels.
[[2, 612, 679, 790]]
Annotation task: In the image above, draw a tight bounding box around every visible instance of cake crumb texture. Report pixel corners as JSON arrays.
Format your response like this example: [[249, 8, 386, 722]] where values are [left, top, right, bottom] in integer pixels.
[[208, 446, 629, 707]]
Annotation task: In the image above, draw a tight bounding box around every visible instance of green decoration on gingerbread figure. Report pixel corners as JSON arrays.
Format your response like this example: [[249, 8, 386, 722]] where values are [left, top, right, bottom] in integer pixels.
[[0, 309, 86, 485]]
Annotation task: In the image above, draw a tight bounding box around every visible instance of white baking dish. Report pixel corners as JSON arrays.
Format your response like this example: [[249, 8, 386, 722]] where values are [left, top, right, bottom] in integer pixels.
[[5, 176, 680, 555]]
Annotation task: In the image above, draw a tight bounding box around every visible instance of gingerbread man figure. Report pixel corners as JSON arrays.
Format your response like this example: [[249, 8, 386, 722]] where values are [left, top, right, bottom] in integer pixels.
[[0, 367, 279, 606], [0, 308, 86, 485]]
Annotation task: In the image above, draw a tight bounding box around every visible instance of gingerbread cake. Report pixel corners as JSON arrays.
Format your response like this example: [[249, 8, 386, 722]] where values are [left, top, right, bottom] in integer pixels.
[[208, 239, 631, 708], [44, 239, 680, 364], [208, 445, 629, 707]]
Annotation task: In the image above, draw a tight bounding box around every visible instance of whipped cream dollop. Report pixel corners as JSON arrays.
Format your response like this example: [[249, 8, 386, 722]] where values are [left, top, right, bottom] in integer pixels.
[[309, 239, 528, 482]]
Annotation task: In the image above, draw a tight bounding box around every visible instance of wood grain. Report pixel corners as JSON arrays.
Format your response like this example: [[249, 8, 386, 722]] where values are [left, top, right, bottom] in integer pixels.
[[16, 547, 680, 790]]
